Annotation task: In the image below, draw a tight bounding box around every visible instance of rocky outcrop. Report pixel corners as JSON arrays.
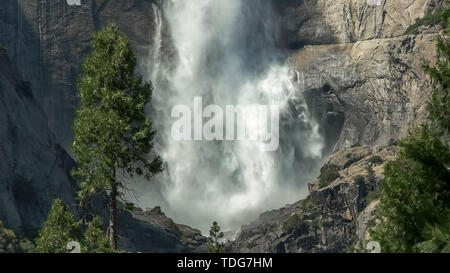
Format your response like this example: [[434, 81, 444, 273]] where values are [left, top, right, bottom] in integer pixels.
[[291, 33, 437, 153], [230, 145, 397, 253], [273, 0, 439, 48], [118, 206, 207, 253]]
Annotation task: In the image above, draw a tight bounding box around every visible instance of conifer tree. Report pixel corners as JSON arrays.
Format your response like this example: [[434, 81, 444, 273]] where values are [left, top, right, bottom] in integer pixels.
[[206, 221, 227, 253], [82, 217, 111, 253], [372, 3, 450, 252], [72, 22, 163, 250], [35, 199, 82, 253]]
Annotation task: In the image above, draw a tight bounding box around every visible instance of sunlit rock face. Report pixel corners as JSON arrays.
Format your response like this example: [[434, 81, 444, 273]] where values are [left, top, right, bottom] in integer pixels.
[[291, 34, 437, 152], [230, 145, 398, 253], [272, 0, 436, 48], [0, 0, 442, 252]]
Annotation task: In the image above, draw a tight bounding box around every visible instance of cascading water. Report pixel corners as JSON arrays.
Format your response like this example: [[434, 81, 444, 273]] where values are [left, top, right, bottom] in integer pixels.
[[132, 0, 324, 233], [148, 3, 162, 82]]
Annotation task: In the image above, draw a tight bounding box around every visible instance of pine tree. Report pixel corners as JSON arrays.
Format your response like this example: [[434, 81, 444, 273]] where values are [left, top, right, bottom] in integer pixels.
[[371, 126, 450, 252], [35, 199, 82, 253], [206, 221, 226, 253], [82, 217, 111, 253], [371, 2, 450, 252], [72, 22, 163, 251], [424, 1, 450, 136]]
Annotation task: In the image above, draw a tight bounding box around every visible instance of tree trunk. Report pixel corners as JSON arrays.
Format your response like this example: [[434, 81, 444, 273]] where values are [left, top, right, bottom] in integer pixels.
[[109, 175, 117, 251]]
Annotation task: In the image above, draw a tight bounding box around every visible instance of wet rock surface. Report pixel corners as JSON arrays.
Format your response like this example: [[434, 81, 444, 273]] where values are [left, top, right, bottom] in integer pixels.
[[230, 145, 397, 253]]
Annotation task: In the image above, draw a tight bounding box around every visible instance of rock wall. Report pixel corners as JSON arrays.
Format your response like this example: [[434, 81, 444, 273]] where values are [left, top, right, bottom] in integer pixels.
[[292, 34, 437, 152], [0, 0, 164, 151], [276, 0, 440, 152], [273, 0, 438, 48], [230, 145, 397, 253], [0, 47, 78, 238]]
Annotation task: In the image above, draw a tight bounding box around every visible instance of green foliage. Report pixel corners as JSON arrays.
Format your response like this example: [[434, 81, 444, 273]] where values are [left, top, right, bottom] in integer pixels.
[[414, 220, 450, 253], [365, 165, 377, 184], [371, 126, 450, 252], [423, 2, 450, 135], [35, 199, 83, 253], [353, 175, 365, 184], [367, 155, 383, 166], [0, 221, 34, 253], [35, 199, 112, 253], [318, 165, 341, 188], [282, 215, 310, 234], [206, 221, 226, 253], [404, 8, 444, 35], [125, 202, 135, 211], [82, 217, 111, 253], [72, 22, 163, 203], [247, 240, 256, 249]]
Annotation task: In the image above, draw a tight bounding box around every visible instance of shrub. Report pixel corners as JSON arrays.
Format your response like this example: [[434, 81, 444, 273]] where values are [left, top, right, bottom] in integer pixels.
[[353, 175, 365, 184], [35, 199, 82, 253], [404, 9, 444, 35], [0, 221, 34, 253], [125, 202, 135, 211], [368, 155, 384, 166], [282, 215, 309, 234], [319, 165, 341, 188], [82, 217, 111, 253]]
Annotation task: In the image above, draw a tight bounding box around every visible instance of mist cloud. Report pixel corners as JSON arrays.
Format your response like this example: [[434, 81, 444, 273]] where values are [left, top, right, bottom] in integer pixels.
[[129, 0, 325, 234]]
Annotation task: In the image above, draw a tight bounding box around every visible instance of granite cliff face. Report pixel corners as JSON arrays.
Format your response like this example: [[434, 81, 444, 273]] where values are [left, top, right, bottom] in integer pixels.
[[0, 0, 442, 253], [277, 0, 440, 153], [0, 0, 165, 150], [229, 0, 441, 253], [273, 0, 440, 48], [0, 47, 78, 238], [294, 33, 437, 153], [230, 145, 397, 253]]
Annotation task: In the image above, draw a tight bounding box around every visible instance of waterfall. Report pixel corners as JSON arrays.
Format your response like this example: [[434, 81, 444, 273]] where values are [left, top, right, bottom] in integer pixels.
[[134, 0, 324, 233], [148, 3, 162, 82]]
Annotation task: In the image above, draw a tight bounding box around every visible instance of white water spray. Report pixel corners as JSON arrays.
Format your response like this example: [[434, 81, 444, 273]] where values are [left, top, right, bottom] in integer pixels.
[[134, 0, 324, 233]]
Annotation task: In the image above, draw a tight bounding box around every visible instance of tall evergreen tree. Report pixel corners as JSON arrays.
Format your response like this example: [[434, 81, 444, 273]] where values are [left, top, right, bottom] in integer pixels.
[[424, 1, 450, 136], [371, 126, 450, 252], [72, 22, 163, 250], [372, 2, 450, 252], [35, 199, 82, 253]]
